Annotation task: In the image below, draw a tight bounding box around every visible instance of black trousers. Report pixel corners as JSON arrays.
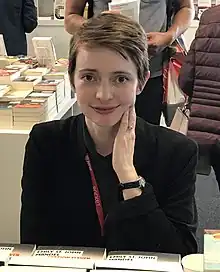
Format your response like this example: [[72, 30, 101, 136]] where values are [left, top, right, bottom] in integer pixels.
[[135, 76, 164, 125]]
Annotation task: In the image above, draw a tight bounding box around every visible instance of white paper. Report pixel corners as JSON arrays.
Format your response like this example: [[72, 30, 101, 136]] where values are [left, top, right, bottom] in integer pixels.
[[198, 0, 212, 7], [109, 0, 140, 22]]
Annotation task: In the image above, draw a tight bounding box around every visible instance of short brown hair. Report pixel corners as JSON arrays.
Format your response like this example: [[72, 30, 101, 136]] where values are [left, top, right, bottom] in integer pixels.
[[68, 13, 149, 86]]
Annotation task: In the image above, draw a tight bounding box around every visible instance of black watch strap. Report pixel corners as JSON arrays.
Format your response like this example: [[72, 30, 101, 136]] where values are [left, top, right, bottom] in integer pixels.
[[119, 176, 146, 190]]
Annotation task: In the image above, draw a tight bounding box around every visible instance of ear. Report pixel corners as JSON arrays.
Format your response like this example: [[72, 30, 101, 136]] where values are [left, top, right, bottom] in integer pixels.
[[136, 71, 150, 95]]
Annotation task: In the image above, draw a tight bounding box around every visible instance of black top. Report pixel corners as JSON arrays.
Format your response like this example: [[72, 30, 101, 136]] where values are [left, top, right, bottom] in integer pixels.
[[20, 114, 198, 256]]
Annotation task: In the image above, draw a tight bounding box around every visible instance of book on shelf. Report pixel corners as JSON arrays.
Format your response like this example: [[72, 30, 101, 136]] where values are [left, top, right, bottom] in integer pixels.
[[0, 101, 18, 129], [12, 96, 57, 129], [0, 266, 86, 272], [28, 90, 57, 112], [5, 64, 29, 74], [13, 56, 38, 68], [0, 68, 21, 84], [204, 229, 220, 272], [54, 58, 68, 72], [0, 244, 36, 257], [0, 85, 11, 97], [0, 247, 13, 266], [34, 79, 64, 91], [0, 56, 19, 69], [95, 251, 182, 272], [11, 76, 42, 90], [23, 67, 51, 77], [0, 89, 32, 101], [54, 0, 65, 20], [43, 71, 67, 80], [0, 34, 7, 56], [34, 78, 65, 111], [8, 246, 106, 270], [32, 37, 57, 68]]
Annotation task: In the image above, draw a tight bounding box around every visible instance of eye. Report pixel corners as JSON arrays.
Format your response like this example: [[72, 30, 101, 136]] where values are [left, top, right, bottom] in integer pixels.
[[115, 76, 129, 84], [82, 74, 95, 82]]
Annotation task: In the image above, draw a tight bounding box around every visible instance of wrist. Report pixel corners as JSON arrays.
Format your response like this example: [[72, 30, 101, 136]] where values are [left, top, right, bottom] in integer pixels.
[[117, 167, 139, 183], [166, 29, 177, 45]]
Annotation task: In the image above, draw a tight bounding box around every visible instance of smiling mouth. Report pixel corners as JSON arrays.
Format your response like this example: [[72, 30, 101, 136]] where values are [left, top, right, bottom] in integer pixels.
[[92, 106, 119, 114]]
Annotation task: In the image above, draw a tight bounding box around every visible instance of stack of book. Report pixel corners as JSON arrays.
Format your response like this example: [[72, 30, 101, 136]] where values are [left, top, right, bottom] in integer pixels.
[[0, 67, 21, 85], [34, 79, 65, 112], [0, 38, 72, 130]]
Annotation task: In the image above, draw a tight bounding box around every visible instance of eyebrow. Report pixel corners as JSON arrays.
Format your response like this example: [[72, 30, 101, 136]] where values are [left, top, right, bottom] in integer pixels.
[[78, 69, 132, 76]]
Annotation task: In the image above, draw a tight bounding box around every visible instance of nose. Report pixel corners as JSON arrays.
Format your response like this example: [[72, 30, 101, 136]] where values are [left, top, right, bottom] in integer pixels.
[[96, 80, 113, 101]]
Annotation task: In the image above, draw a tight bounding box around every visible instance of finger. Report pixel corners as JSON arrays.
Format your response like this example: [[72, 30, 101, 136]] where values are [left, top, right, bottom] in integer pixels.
[[102, 10, 120, 14], [128, 107, 136, 131], [118, 110, 129, 134]]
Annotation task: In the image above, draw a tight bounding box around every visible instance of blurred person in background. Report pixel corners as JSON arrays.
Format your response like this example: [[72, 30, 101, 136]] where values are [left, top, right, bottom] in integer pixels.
[[179, 5, 220, 190], [0, 0, 38, 56], [64, 0, 194, 125]]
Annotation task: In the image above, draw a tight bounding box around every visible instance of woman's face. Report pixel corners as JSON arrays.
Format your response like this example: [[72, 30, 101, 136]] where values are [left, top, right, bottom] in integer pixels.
[[73, 46, 144, 127]]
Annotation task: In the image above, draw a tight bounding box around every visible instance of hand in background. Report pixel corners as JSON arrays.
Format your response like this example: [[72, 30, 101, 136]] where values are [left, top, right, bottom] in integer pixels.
[[147, 31, 174, 56], [112, 107, 138, 183]]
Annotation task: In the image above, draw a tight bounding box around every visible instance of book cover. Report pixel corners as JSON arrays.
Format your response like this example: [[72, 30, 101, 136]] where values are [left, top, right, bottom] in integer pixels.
[[23, 68, 51, 77], [0, 244, 36, 257], [95, 251, 182, 272], [34, 79, 64, 91], [0, 89, 32, 101], [34, 246, 106, 260], [0, 247, 14, 266], [12, 76, 42, 90], [32, 37, 57, 68], [0, 85, 11, 97], [7, 246, 106, 269], [0, 68, 21, 84], [204, 229, 220, 272]]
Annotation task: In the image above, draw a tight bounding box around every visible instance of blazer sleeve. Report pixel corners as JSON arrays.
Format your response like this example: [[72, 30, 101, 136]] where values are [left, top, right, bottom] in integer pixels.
[[105, 137, 198, 256], [22, 0, 38, 33], [20, 125, 51, 245], [178, 39, 196, 97]]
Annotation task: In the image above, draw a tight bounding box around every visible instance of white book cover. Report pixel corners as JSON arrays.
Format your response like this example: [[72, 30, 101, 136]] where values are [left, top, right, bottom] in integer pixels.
[[32, 37, 57, 68], [54, 0, 65, 20], [8, 256, 94, 269], [95, 251, 182, 272], [0, 247, 14, 266], [0, 35, 7, 56]]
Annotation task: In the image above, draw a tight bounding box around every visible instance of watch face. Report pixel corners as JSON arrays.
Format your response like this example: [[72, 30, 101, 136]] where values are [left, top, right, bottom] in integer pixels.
[[139, 177, 146, 188]]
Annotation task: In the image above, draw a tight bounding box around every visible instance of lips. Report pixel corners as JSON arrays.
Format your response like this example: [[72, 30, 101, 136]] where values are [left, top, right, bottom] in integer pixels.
[[92, 105, 119, 114]]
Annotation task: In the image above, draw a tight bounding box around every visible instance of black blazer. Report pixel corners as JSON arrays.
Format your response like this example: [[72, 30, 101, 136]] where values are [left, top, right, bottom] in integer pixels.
[[0, 0, 37, 56], [20, 115, 198, 256]]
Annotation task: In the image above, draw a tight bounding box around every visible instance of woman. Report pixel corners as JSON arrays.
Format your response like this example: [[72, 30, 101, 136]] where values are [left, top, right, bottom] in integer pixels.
[[20, 13, 198, 256], [179, 5, 220, 189]]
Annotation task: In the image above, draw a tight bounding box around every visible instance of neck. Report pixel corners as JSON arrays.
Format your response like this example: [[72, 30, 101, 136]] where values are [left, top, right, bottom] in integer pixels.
[[85, 117, 119, 156]]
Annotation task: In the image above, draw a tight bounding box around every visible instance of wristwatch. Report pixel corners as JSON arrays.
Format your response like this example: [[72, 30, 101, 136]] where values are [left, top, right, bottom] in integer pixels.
[[119, 176, 146, 191]]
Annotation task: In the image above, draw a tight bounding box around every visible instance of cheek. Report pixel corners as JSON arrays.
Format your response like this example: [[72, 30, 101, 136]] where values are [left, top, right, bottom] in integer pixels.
[[117, 85, 136, 106]]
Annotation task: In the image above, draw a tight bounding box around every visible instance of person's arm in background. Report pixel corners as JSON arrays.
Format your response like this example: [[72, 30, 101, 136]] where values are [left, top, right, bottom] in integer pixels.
[[147, 0, 195, 53], [178, 39, 196, 97], [64, 0, 87, 34], [22, 0, 38, 33]]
